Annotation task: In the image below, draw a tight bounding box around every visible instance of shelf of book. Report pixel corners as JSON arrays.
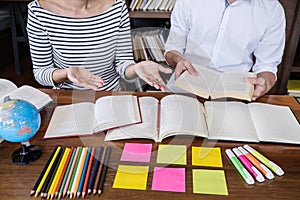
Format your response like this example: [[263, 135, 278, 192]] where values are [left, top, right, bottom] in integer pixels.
[[129, 10, 171, 19]]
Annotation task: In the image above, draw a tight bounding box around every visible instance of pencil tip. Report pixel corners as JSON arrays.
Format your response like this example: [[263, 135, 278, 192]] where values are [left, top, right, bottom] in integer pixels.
[[98, 190, 102, 195]]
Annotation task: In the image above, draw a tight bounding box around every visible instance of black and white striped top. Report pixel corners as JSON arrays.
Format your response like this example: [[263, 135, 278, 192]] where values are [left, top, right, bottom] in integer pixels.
[[27, 0, 135, 90]]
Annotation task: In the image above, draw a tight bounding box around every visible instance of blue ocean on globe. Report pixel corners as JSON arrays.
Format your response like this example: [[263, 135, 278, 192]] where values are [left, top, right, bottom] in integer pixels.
[[0, 99, 41, 143]]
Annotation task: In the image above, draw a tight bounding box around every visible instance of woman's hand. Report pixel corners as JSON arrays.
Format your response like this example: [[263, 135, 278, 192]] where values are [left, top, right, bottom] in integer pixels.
[[127, 61, 173, 91], [67, 67, 104, 90]]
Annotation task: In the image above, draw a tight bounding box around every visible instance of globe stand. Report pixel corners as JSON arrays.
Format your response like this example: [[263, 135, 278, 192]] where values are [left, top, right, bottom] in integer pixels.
[[11, 141, 42, 165]]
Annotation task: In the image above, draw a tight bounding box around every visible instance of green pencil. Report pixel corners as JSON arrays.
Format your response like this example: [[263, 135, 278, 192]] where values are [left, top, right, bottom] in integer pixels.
[[67, 146, 83, 197]]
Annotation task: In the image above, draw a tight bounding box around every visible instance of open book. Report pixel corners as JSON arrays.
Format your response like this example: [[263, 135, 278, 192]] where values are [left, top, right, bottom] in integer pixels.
[[43, 95, 141, 139], [174, 64, 256, 101], [0, 79, 53, 110], [105, 94, 300, 144], [105, 94, 208, 142]]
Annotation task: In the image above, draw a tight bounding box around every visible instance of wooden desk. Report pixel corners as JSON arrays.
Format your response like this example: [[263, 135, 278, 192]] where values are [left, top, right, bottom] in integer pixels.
[[1, 90, 300, 200]]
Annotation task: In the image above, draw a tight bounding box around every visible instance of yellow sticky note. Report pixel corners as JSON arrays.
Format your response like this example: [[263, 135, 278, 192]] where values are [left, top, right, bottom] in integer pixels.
[[193, 169, 228, 195], [156, 144, 186, 165], [192, 147, 223, 167], [113, 165, 149, 190]]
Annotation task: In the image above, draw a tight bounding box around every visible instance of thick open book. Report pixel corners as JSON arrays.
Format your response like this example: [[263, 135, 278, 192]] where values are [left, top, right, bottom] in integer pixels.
[[105, 95, 300, 144], [174, 64, 256, 101], [0, 79, 53, 110], [105, 94, 208, 142], [43, 95, 141, 139]]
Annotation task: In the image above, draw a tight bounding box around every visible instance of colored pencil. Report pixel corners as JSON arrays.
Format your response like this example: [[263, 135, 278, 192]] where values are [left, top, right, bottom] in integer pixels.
[[98, 146, 111, 195], [88, 146, 103, 195], [45, 148, 65, 199], [77, 147, 91, 198], [70, 147, 88, 198], [82, 147, 95, 198], [67, 146, 83, 197], [30, 146, 58, 196], [53, 147, 71, 199], [93, 146, 107, 195], [57, 147, 75, 200], [39, 147, 63, 198], [34, 146, 61, 198], [62, 147, 80, 198]]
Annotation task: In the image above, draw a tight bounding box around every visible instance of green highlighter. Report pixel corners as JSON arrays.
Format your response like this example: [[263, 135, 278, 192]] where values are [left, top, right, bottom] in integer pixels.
[[225, 149, 255, 185]]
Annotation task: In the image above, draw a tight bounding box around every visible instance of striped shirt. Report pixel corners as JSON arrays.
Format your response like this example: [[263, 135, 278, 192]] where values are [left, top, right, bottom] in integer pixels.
[[27, 0, 135, 90]]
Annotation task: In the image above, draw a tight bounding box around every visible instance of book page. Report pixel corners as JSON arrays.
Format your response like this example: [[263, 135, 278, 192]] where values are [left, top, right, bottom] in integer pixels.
[[44, 103, 96, 139], [0, 79, 17, 100], [105, 96, 159, 141], [174, 64, 220, 99], [159, 94, 208, 141], [7, 85, 53, 110], [205, 101, 259, 142], [248, 103, 300, 144], [211, 71, 256, 101], [94, 95, 141, 132]]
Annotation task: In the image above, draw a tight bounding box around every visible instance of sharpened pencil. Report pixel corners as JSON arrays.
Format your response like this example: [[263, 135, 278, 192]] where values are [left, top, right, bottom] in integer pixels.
[[98, 146, 111, 195], [93, 146, 107, 195], [30, 146, 58, 196], [57, 147, 75, 200], [88, 146, 103, 195], [62, 147, 80, 198], [77, 147, 91, 198], [34, 146, 61, 198], [82, 147, 95, 198], [68, 146, 83, 198]]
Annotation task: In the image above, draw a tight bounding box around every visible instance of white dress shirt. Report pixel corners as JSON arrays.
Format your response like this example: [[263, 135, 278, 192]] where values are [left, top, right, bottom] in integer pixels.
[[165, 0, 286, 76]]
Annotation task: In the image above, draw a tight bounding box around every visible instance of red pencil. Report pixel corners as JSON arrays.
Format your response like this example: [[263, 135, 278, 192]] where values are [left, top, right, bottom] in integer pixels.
[[81, 147, 95, 198]]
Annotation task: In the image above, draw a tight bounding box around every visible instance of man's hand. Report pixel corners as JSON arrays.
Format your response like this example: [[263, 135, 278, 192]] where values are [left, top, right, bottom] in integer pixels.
[[245, 72, 276, 101], [67, 67, 104, 90]]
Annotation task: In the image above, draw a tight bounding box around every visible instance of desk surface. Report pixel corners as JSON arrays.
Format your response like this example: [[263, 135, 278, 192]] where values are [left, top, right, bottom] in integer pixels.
[[1, 90, 300, 200]]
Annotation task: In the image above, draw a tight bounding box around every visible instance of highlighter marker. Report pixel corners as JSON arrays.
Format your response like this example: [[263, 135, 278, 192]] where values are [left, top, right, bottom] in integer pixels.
[[243, 145, 284, 176], [233, 148, 265, 183], [225, 149, 255, 185], [238, 146, 274, 180]]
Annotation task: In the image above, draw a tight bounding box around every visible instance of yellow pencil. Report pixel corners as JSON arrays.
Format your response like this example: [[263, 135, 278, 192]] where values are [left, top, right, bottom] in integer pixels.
[[35, 146, 62, 198], [47, 148, 70, 199]]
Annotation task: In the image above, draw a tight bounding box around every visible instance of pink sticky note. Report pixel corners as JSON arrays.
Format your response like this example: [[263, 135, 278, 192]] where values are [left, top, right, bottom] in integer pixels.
[[120, 143, 152, 163], [151, 167, 186, 192]]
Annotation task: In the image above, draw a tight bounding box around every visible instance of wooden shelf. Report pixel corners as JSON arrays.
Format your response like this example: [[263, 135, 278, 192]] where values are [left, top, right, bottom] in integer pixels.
[[129, 11, 171, 19]]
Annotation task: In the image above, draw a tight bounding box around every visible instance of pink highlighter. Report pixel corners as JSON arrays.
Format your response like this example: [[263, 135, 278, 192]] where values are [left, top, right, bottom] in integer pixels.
[[232, 148, 265, 183]]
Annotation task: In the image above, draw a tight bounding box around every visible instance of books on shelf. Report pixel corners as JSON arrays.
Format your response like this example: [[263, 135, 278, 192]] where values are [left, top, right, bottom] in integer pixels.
[[174, 64, 256, 101], [105, 94, 300, 144], [287, 79, 300, 96], [0, 79, 53, 111], [130, 0, 175, 11], [43, 95, 141, 139], [131, 29, 168, 63]]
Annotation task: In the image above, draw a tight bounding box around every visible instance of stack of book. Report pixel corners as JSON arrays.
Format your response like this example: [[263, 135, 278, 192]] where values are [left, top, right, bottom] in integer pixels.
[[131, 29, 168, 63], [129, 0, 176, 11]]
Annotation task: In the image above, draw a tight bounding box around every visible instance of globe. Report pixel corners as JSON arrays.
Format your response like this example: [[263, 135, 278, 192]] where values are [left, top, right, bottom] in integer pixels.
[[0, 98, 42, 165]]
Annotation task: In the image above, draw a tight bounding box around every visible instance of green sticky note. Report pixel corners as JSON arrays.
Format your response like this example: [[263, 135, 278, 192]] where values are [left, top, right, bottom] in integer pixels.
[[193, 169, 228, 195], [113, 165, 149, 190], [156, 144, 186, 165], [192, 147, 223, 167]]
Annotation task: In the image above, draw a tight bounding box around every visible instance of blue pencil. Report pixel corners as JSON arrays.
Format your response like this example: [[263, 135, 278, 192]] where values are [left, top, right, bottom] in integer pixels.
[[88, 146, 103, 195], [77, 147, 91, 198]]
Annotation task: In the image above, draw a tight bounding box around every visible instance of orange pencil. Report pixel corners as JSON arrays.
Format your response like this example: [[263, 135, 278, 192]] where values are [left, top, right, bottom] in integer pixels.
[[54, 147, 73, 198], [82, 147, 95, 198]]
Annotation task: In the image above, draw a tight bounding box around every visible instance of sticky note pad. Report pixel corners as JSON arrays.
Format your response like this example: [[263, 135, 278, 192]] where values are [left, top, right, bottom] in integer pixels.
[[192, 147, 223, 167], [193, 169, 228, 195], [151, 167, 186, 192], [156, 144, 186, 165], [120, 143, 152, 163], [113, 165, 149, 190]]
